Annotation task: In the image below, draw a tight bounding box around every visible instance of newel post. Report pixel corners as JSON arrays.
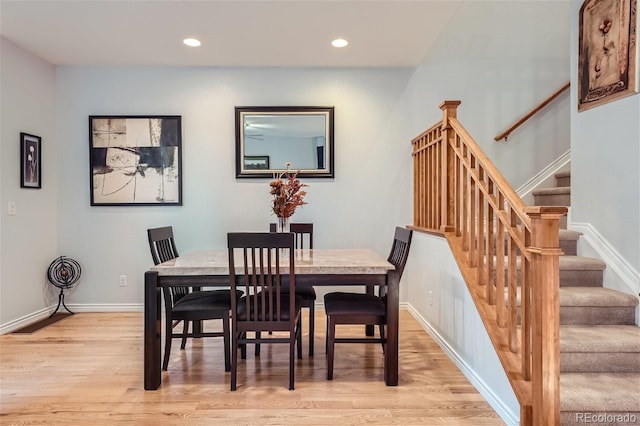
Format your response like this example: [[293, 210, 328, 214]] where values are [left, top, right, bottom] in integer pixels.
[[439, 100, 461, 233], [525, 206, 567, 426]]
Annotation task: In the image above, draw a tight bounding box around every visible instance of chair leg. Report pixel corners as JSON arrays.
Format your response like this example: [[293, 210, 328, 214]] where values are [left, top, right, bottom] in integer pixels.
[[327, 315, 335, 380], [222, 313, 231, 372], [379, 324, 386, 354], [289, 332, 296, 390], [162, 317, 175, 371], [308, 303, 315, 356], [180, 320, 189, 350], [325, 317, 329, 354], [296, 317, 303, 360], [240, 332, 247, 360], [231, 330, 238, 391], [255, 332, 261, 356]]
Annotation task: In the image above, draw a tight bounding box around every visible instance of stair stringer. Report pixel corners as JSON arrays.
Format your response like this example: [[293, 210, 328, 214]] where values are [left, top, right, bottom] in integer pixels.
[[444, 231, 533, 414]]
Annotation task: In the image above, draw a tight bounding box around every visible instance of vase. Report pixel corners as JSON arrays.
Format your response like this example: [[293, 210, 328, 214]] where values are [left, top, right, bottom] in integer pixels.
[[276, 216, 290, 233]]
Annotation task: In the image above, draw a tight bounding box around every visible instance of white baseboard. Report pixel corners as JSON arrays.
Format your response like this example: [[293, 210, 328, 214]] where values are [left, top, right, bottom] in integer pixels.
[[0, 303, 144, 334], [66, 303, 144, 313], [516, 150, 571, 203], [406, 304, 519, 426], [0, 306, 54, 334], [570, 222, 640, 297]]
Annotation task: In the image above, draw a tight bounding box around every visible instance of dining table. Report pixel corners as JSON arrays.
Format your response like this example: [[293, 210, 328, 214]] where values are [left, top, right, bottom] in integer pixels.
[[144, 248, 399, 390]]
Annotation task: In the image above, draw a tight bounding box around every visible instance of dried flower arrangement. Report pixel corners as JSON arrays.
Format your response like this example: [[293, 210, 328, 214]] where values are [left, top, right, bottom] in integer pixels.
[[269, 162, 308, 218]]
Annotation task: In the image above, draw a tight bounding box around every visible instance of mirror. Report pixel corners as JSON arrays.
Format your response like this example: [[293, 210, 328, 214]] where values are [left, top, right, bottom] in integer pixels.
[[235, 106, 334, 178]]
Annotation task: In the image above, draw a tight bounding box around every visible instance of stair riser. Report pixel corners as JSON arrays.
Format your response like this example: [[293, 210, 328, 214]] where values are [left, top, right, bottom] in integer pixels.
[[498, 268, 603, 287], [560, 307, 637, 325], [560, 269, 604, 287], [518, 307, 636, 326], [561, 352, 640, 373], [556, 176, 571, 187], [490, 238, 577, 255], [534, 193, 571, 206], [560, 239, 577, 256]]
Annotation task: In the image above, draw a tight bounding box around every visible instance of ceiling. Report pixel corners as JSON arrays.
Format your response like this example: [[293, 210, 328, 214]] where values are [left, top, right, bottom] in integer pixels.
[[0, 0, 462, 68]]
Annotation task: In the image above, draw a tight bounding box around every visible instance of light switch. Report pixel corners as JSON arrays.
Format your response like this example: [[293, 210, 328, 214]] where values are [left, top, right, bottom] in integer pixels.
[[7, 201, 16, 216]]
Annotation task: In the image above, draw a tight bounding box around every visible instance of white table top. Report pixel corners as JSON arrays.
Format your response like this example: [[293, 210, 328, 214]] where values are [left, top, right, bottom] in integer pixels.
[[151, 248, 394, 276]]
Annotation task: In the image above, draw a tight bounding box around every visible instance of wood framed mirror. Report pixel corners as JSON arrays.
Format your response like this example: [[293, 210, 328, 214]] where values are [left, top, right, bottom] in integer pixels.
[[235, 106, 334, 178]]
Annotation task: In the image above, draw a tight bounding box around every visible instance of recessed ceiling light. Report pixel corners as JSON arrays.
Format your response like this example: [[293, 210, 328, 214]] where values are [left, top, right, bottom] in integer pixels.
[[183, 38, 201, 47], [331, 38, 349, 48]]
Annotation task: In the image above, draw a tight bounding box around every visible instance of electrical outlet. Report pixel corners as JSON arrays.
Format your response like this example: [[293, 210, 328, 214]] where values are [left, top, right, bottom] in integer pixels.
[[119, 275, 127, 287], [428, 290, 433, 306], [7, 201, 16, 216]]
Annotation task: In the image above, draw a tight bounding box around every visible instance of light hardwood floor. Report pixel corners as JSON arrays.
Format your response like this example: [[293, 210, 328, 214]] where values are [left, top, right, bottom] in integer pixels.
[[0, 311, 505, 425]]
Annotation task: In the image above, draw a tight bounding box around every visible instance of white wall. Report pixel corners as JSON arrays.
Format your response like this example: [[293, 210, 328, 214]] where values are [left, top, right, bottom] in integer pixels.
[[569, 0, 640, 284], [54, 67, 414, 307], [0, 37, 58, 325]]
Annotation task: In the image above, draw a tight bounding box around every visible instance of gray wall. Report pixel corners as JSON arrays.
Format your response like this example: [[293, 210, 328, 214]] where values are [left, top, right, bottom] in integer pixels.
[[54, 67, 414, 307], [1, 38, 58, 325], [569, 0, 640, 288]]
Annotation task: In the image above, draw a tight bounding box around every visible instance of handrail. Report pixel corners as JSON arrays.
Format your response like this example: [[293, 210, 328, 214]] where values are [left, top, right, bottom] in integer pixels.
[[494, 82, 570, 141], [412, 100, 566, 425]]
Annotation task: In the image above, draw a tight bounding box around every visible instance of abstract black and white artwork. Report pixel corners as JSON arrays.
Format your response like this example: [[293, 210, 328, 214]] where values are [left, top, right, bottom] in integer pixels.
[[89, 116, 182, 206]]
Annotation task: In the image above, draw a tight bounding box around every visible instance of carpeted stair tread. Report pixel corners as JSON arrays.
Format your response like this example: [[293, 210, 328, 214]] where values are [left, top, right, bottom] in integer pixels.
[[559, 255, 605, 271], [560, 326, 640, 373], [559, 287, 639, 308], [532, 186, 571, 196], [555, 171, 571, 187], [561, 325, 640, 352], [560, 373, 640, 412], [559, 229, 581, 241], [533, 185, 570, 207]]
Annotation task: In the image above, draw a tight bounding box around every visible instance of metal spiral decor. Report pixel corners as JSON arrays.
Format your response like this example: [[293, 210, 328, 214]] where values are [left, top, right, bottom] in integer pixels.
[[47, 256, 81, 317]]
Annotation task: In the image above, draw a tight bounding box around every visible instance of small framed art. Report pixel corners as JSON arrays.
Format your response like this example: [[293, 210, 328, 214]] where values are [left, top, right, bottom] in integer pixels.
[[244, 155, 270, 170], [20, 133, 41, 189]]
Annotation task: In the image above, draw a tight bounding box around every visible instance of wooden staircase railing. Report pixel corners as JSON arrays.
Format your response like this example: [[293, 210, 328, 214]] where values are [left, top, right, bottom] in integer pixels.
[[411, 100, 567, 425], [494, 82, 570, 142]]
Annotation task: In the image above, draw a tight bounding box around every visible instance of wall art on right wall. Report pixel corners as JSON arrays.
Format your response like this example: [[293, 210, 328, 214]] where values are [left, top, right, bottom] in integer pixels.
[[578, 0, 638, 111]]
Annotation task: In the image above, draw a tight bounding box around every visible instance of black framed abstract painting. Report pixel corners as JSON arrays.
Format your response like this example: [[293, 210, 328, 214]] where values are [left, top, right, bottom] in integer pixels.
[[89, 115, 182, 206], [20, 132, 41, 189]]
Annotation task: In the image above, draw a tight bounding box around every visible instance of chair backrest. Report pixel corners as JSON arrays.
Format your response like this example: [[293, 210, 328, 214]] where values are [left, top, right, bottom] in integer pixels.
[[227, 232, 296, 329], [269, 222, 313, 249], [147, 226, 188, 305], [387, 227, 413, 280], [147, 226, 179, 265]]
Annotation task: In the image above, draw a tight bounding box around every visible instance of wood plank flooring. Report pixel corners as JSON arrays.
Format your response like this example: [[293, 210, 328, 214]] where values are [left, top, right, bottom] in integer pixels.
[[0, 311, 505, 425]]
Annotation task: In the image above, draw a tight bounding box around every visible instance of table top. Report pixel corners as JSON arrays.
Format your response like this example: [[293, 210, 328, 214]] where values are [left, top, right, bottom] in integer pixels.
[[151, 248, 394, 276]]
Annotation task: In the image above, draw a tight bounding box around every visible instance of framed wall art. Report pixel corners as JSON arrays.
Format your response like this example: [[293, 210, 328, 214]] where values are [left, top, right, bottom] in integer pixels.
[[89, 115, 182, 206], [578, 0, 638, 111], [20, 132, 41, 189], [243, 155, 270, 170]]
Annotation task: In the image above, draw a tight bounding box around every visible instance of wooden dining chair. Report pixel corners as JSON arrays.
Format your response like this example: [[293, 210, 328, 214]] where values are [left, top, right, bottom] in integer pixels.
[[147, 226, 241, 372], [227, 232, 303, 391], [323, 226, 413, 380], [268, 222, 316, 356]]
